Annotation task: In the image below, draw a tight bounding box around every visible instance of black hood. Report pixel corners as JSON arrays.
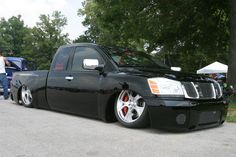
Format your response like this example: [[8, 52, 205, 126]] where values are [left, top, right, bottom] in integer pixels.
[[118, 67, 211, 82]]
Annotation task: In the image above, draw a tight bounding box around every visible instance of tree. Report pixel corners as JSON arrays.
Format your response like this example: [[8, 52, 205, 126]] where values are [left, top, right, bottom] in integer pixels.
[[73, 34, 93, 43], [78, 0, 230, 72], [78, 0, 152, 50], [23, 11, 69, 69], [0, 15, 28, 54], [228, 0, 236, 88]]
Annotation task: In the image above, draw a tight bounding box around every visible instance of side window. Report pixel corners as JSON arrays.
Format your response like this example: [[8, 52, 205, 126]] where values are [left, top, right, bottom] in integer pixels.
[[52, 47, 72, 71], [22, 60, 27, 70], [72, 47, 104, 71]]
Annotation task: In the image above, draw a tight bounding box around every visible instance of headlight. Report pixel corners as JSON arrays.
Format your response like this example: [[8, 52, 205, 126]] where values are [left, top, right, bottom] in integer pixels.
[[147, 77, 184, 96]]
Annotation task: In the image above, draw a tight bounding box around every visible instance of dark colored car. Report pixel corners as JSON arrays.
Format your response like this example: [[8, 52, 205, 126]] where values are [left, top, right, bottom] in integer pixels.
[[10, 43, 228, 131], [1, 57, 26, 93], [0, 57, 36, 93]]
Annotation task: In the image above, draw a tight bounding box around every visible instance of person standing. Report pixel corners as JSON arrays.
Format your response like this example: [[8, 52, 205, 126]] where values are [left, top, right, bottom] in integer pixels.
[[0, 49, 10, 100]]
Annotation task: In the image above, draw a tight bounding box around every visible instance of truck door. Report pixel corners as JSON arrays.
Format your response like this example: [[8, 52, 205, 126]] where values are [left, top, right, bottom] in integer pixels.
[[47, 46, 104, 118], [47, 46, 74, 112], [65, 46, 105, 117]]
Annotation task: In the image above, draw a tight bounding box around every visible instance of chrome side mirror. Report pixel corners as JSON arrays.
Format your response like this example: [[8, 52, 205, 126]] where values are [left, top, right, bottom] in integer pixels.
[[83, 59, 99, 70]]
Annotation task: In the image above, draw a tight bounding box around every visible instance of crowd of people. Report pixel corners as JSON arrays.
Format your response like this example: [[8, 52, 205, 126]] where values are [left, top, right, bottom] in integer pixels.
[[209, 73, 235, 97]]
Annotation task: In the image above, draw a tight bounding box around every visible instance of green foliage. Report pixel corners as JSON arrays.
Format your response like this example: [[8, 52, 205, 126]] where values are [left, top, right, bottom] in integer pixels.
[[227, 113, 236, 123], [227, 101, 236, 123], [22, 11, 69, 69], [0, 15, 27, 54], [0, 11, 69, 70], [79, 0, 230, 72], [227, 0, 236, 88], [227, 98, 236, 123], [0, 1, 233, 75], [78, 0, 151, 50], [73, 35, 93, 43], [229, 102, 236, 109], [157, 0, 229, 71]]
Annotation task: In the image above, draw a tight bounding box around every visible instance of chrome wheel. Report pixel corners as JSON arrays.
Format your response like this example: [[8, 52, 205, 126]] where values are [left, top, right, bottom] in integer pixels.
[[116, 90, 145, 123], [21, 86, 33, 106]]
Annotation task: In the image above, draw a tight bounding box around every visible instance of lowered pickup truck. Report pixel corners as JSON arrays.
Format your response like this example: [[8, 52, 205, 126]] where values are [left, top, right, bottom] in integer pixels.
[[10, 43, 228, 131]]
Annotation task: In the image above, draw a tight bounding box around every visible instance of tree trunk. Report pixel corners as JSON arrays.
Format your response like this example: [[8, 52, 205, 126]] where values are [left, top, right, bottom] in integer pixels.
[[228, 0, 236, 88]]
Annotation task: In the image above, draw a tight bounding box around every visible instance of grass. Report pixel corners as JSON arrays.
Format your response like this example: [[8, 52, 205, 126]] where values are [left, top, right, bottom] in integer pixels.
[[227, 95, 236, 123]]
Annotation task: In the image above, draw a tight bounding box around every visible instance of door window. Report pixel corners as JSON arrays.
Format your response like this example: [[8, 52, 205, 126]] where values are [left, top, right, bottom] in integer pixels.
[[72, 47, 104, 71]]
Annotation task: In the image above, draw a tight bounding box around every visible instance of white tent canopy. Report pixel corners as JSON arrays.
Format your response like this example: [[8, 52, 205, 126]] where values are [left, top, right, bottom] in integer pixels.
[[197, 61, 228, 74]]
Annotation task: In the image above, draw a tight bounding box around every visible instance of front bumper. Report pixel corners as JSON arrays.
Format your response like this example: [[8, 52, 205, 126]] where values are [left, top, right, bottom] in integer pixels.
[[0, 87, 10, 93], [146, 98, 228, 131]]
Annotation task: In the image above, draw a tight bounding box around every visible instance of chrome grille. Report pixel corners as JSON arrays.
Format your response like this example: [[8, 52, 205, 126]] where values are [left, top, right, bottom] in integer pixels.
[[182, 81, 222, 99], [182, 82, 199, 98]]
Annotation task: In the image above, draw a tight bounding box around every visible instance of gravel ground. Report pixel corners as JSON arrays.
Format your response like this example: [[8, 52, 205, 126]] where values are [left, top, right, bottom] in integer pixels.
[[0, 99, 236, 157]]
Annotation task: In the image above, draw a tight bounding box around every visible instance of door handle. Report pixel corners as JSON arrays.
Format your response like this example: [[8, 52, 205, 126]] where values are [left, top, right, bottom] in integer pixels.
[[65, 76, 74, 81]]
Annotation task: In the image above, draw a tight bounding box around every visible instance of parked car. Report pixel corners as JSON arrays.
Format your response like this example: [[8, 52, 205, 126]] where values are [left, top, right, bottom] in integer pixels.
[[10, 43, 228, 131], [0, 57, 36, 93]]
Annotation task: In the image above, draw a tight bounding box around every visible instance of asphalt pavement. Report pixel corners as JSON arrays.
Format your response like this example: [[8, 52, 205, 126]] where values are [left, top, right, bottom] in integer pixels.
[[0, 99, 236, 157]]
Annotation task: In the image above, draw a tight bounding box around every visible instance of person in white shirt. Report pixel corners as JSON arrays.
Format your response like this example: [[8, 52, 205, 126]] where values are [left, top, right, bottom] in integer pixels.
[[0, 49, 10, 100]]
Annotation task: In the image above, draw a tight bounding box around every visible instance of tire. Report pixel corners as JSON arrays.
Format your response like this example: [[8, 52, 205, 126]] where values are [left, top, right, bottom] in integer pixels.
[[114, 90, 149, 128], [20, 85, 34, 108]]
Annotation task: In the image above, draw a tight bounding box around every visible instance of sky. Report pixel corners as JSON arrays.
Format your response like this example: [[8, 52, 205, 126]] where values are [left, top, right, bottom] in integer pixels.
[[0, 0, 87, 40]]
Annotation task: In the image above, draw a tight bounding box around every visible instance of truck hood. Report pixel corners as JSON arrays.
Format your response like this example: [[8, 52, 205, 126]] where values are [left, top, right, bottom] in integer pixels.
[[118, 67, 211, 82]]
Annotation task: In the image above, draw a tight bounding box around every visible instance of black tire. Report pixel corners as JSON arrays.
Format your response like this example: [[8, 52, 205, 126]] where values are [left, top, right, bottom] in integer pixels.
[[114, 90, 149, 128], [20, 85, 35, 108]]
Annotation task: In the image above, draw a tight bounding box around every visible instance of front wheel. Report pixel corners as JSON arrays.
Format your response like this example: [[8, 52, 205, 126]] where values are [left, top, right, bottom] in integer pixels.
[[114, 90, 149, 128], [21, 85, 34, 108]]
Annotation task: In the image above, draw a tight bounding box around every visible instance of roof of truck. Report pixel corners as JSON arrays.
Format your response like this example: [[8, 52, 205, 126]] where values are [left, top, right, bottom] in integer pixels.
[[60, 43, 98, 48], [6, 57, 25, 61]]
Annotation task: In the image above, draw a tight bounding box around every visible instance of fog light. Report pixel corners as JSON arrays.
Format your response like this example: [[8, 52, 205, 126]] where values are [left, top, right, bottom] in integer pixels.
[[176, 114, 186, 125]]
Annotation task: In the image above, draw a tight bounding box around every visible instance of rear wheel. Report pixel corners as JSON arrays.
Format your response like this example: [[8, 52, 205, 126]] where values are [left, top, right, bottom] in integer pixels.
[[21, 85, 34, 108], [114, 90, 149, 128]]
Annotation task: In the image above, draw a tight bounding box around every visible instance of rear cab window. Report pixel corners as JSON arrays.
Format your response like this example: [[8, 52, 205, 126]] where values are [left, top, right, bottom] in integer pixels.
[[51, 47, 73, 71]]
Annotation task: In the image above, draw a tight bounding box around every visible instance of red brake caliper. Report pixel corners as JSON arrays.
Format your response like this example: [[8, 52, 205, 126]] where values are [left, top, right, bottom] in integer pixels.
[[122, 94, 129, 116], [123, 94, 129, 102], [122, 106, 129, 116]]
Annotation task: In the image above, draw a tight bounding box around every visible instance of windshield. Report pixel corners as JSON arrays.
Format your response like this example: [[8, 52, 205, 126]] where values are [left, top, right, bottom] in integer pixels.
[[10, 60, 21, 68], [101, 46, 169, 69]]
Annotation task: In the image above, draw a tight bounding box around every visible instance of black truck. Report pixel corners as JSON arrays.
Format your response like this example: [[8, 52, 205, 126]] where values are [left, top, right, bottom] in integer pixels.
[[10, 43, 228, 131]]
